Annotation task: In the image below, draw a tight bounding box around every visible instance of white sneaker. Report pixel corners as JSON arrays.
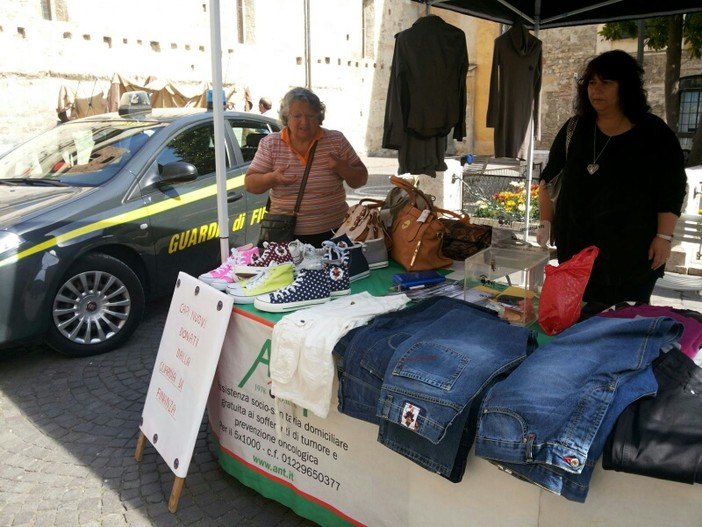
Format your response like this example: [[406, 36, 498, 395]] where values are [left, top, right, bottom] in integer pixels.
[[288, 239, 322, 269]]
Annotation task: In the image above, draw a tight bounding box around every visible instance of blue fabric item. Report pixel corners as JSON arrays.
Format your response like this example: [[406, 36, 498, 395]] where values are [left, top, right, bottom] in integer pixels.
[[474, 315, 683, 502], [334, 296, 536, 481], [376, 308, 536, 444], [334, 296, 499, 425], [377, 375, 498, 482], [374, 307, 536, 480]]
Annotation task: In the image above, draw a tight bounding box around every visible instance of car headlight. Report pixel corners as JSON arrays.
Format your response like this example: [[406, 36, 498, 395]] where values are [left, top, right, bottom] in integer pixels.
[[0, 231, 22, 256]]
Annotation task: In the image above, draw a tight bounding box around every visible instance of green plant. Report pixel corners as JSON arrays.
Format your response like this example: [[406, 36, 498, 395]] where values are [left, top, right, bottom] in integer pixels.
[[474, 181, 540, 223]]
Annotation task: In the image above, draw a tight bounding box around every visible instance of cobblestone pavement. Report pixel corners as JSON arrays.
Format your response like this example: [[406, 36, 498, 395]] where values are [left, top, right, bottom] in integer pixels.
[[0, 296, 316, 527]]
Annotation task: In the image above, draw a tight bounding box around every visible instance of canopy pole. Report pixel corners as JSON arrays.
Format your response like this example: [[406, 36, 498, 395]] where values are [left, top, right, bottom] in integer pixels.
[[637, 19, 645, 66], [523, 9, 540, 241], [210, 0, 229, 263], [304, 0, 311, 89]]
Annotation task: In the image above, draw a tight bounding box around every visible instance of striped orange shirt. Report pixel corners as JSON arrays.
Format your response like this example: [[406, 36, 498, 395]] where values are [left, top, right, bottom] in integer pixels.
[[250, 128, 362, 235]]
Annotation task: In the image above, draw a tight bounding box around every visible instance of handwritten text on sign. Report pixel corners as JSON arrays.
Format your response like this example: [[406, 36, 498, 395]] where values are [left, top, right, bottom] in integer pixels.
[[141, 272, 233, 478]]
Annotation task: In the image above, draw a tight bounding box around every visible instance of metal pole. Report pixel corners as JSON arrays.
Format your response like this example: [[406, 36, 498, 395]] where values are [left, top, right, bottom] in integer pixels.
[[304, 0, 311, 89], [523, 9, 540, 241], [210, 0, 229, 263]]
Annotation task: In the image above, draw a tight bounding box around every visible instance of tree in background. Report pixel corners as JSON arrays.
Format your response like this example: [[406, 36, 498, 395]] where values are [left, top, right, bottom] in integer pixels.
[[600, 14, 702, 166]]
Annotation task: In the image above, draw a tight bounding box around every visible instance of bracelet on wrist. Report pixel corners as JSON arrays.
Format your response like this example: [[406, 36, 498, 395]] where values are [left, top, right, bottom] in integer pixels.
[[656, 233, 674, 242]]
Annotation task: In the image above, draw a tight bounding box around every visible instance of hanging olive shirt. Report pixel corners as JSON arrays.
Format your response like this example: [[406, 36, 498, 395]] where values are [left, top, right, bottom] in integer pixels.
[[486, 20, 542, 159]]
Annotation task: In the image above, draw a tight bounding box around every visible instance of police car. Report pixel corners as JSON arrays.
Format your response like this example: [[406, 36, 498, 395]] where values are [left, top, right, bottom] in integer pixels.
[[0, 96, 279, 356]]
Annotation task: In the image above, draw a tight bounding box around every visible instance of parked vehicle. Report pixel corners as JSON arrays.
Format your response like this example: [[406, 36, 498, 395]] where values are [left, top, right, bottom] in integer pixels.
[[0, 100, 279, 356]]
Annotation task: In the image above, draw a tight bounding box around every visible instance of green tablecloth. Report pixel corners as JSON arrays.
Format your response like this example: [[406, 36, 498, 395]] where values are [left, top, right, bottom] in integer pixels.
[[230, 261, 548, 341]]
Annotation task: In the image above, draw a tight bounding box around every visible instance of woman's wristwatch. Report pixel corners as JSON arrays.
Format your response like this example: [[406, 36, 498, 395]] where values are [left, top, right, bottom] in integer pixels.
[[656, 233, 674, 242]]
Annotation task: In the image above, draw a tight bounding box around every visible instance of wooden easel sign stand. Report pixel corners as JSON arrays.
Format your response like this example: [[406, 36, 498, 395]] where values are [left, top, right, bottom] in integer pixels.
[[135, 272, 233, 512]]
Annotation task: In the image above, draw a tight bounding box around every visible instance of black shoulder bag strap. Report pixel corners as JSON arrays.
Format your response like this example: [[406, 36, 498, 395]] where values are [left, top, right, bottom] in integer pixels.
[[565, 116, 578, 159], [292, 140, 318, 215], [265, 140, 318, 214]]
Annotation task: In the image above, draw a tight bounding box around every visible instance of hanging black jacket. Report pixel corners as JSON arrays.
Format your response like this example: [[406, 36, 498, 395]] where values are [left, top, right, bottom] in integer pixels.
[[383, 15, 468, 176]]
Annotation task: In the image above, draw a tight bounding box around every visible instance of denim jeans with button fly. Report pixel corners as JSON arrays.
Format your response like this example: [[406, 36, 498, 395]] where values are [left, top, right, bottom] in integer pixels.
[[474, 315, 683, 502], [376, 307, 537, 480], [334, 296, 498, 425]]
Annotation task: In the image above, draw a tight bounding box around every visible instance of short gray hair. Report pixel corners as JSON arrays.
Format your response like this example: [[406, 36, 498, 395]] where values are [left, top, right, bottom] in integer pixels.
[[279, 87, 325, 126]]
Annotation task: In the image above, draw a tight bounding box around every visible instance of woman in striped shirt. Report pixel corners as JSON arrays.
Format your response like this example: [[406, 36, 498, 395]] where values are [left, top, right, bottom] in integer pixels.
[[245, 87, 368, 247]]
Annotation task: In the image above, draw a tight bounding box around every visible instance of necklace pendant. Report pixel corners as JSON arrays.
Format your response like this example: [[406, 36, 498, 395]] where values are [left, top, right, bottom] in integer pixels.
[[587, 163, 599, 175]]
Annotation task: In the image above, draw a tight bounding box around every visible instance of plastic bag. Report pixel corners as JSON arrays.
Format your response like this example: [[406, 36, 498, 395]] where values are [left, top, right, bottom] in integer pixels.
[[538, 245, 599, 335]]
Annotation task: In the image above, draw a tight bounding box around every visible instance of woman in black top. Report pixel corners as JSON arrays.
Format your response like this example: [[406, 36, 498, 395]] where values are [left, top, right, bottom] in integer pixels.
[[538, 49, 687, 306]]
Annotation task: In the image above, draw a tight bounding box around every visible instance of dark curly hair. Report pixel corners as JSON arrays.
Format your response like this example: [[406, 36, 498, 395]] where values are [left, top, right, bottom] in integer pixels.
[[574, 49, 650, 122], [278, 87, 326, 126]]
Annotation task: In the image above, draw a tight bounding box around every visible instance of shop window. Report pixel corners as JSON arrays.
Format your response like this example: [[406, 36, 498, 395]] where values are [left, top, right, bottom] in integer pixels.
[[678, 75, 702, 152]]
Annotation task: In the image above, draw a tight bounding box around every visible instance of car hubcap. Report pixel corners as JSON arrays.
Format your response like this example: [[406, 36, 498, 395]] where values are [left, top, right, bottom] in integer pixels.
[[53, 270, 131, 345]]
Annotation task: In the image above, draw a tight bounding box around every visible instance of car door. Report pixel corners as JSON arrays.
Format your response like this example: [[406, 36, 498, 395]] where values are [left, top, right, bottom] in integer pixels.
[[226, 115, 275, 225], [136, 118, 255, 295]]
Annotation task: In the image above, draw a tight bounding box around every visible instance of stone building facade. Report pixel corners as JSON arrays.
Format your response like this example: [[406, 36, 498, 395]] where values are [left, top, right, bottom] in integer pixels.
[[0, 0, 479, 156], [0, 1, 699, 162]]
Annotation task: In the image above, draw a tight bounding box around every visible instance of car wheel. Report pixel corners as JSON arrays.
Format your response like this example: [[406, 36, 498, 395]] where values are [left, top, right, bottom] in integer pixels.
[[46, 253, 145, 357]]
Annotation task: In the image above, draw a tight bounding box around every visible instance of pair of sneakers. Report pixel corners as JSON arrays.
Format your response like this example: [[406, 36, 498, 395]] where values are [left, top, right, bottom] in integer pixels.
[[198, 243, 260, 290], [225, 240, 312, 304], [253, 240, 353, 313]]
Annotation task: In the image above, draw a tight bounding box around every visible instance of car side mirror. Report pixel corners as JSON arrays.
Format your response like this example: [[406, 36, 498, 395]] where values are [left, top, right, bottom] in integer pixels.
[[159, 161, 198, 184]]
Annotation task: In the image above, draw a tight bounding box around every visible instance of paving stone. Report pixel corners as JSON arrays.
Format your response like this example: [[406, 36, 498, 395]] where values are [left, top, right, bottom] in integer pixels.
[[0, 299, 318, 526]]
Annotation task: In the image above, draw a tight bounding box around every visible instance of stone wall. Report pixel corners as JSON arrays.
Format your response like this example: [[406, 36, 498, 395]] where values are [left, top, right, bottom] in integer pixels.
[[537, 25, 702, 151], [0, 3, 699, 161], [0, 0, 462, 157]]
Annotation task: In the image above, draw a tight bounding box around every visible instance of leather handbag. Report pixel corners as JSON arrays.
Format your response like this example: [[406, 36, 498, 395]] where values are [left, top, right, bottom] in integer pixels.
[[436, 208, 492, 260], [380, 180, 433, 230], [388, 176, 453, 271], [257, 142, 317, 246], [335, 198, 389, 245]]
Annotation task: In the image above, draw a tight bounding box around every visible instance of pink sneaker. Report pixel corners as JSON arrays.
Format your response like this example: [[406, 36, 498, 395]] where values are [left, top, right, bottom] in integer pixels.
[[198, 243, 259, 290]]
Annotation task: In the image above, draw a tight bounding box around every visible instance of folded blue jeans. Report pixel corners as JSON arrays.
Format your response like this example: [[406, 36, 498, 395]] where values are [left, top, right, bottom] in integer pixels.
[[334, 296, 499, 425], [377, 375, 498, 482], [375, 308, 537, 479], [474, 315, 683, 502]]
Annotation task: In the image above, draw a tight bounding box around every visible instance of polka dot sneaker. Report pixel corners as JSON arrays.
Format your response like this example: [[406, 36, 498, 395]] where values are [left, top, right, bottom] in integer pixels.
[[253, 264, 331, 313], [198, 243, 259, 290]]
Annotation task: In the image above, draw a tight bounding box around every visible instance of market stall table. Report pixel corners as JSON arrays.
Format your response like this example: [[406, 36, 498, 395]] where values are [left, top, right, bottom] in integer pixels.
[[206, 263, 701, 527]]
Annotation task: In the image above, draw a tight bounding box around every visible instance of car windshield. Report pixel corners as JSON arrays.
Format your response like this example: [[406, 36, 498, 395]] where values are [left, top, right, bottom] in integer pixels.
[[0, 120, 165, 186]]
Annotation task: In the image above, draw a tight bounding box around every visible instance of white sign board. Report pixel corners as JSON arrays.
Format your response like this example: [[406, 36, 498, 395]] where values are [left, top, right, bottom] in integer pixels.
[[141, 272, 233, 478]]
